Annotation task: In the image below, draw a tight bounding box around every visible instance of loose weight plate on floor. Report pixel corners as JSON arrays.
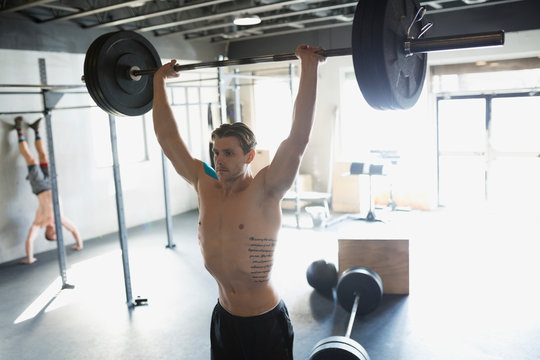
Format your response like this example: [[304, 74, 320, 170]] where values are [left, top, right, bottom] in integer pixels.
[[352, 0, 427, 110], [308, 336, 370, 360], [84, 31, 162, 117], [336, 267, 383, 315]]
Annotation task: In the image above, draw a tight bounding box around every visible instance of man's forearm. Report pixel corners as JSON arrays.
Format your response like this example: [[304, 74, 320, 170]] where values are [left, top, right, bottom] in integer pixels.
[[72, 230, 83, 249], [289, 61, 319, 147], [24, 225, 39, 263], [61, 217, 83, 250]]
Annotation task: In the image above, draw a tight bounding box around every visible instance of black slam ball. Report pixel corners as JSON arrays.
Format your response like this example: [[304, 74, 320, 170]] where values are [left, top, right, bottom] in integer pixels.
[[306, 260, 338, 292]]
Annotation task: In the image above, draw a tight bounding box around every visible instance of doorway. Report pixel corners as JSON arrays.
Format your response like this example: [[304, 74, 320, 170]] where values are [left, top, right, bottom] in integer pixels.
[[437, 94, 540, 210]]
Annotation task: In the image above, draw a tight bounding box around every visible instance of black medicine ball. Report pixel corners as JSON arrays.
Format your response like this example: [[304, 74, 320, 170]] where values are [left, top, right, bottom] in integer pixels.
[[306, 259, 338, 292]]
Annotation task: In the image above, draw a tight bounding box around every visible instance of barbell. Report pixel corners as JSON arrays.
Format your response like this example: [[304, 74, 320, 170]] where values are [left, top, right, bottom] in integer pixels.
[[308, 267, 384, 360], [82, 0, 505, 117]]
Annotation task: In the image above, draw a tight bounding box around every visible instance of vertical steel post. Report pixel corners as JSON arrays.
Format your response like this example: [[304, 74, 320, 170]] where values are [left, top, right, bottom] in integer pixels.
[[39, 58, 72, 289], [217, 55, 227, 124], [233, 68, 241, 123], [161, 151, 175, 248], [44, 112, 72, 288], [108, 113, 134, 307]]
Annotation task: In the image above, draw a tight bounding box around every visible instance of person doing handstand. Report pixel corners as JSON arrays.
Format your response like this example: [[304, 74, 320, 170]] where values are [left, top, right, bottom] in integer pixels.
[[153, 45, 325, 359], [13, 116, 83, 264]]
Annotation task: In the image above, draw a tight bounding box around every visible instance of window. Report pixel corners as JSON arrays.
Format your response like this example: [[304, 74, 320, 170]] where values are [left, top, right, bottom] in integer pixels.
[[338, 70, 427, 161], [437, 98, 487, 206], [252, 76, 294, 154]]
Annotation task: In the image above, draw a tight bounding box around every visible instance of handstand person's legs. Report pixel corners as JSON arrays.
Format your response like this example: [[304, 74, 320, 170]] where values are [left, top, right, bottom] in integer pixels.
[[14, 116, 37, 166], [16, 116, 51, 195], [29, 118, 48, 165], [34, 137, 48, 166]]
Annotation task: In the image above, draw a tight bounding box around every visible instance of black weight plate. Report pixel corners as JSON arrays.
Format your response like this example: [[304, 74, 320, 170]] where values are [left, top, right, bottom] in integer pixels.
[[98, 31, 161, 116], [352, 0, 427, 110], [85, 32, 131, 116], [309, 336, 370, 360], [336, 267, 383, 315], [84, 32, 116, 115], [84, 31, 161, 117], [85, 32, 126, 116]]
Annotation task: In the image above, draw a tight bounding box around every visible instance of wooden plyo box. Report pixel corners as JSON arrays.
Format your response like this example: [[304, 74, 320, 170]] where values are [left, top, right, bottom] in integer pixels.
[[338, 239, 409, 295]]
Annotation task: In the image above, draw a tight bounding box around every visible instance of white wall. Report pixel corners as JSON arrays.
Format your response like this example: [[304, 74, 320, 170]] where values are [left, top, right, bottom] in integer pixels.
[[0, 49, 202, 264]]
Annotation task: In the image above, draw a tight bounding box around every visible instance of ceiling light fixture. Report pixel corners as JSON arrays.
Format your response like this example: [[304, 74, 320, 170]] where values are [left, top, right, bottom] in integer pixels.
[[233, 13, 261, 26], [128, 0, 149, 7], [462, 0, 488, 4]]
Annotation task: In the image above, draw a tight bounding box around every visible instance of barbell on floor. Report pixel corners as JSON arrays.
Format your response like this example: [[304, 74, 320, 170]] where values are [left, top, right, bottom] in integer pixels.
[[82, 0, 504, 117], [308, 267, 383, 360]]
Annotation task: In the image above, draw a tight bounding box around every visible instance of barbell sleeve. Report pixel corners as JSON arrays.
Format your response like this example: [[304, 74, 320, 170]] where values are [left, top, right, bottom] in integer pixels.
[[405, 30, 504, 55]]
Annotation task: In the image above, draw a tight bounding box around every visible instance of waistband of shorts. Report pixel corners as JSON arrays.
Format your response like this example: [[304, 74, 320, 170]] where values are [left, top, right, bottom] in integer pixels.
[[216, 299, 285, 321]]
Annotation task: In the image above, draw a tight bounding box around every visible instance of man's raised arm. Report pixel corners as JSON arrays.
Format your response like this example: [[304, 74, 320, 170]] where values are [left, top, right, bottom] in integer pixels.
[[153, 60, 200, 186], [264, 45, 326, 197]]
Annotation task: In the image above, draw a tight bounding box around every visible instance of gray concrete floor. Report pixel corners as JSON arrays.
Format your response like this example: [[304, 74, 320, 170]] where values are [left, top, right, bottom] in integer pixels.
[[1, 206, 540, 359]]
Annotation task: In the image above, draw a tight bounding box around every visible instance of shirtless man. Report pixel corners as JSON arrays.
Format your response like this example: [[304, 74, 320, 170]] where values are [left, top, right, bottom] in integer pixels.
[[153, 45, 325, 359], [13, 116, 83, 264]]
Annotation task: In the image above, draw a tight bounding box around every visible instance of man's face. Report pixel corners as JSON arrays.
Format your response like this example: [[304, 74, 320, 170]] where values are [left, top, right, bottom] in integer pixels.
[[212, 136, 253, 182]]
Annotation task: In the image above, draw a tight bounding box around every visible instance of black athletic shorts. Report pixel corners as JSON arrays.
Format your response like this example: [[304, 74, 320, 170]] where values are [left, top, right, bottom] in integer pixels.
[[210, 299, 294, 360], [26, 164, 51, 195]]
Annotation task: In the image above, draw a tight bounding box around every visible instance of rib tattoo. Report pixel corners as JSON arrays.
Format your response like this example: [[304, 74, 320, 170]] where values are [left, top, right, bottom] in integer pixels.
[[248, 236, 276, 283]]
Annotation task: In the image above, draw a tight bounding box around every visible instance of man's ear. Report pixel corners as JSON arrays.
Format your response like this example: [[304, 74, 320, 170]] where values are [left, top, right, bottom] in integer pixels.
[[246, 149, 255, 164]]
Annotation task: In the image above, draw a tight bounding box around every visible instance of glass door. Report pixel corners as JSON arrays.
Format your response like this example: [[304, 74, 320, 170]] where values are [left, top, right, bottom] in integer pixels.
[[488, 96, 540, 211], [437, 98, 487, 207]]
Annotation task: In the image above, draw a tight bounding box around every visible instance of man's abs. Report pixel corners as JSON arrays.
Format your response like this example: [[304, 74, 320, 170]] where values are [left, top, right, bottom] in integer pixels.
[[198, 201, 283, 315], [199, 217, 282, 316]]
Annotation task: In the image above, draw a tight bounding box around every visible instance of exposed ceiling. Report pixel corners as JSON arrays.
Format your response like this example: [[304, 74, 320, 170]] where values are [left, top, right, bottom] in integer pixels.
[[1, 0, 540, 45]]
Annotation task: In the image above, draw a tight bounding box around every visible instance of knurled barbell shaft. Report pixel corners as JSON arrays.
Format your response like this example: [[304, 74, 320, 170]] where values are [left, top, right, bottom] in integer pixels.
[[130, 31, 503, 77], [345, 293, 360, 339], [130, 47, 352, 76]]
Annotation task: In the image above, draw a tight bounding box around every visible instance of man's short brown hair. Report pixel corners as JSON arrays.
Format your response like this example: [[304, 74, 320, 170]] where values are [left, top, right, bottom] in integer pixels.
[[211, 122, 257, 154]]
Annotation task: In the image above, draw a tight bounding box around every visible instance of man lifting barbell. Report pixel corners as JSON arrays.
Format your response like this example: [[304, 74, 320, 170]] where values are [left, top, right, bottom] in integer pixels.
[[152, 45, 326, 360]]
